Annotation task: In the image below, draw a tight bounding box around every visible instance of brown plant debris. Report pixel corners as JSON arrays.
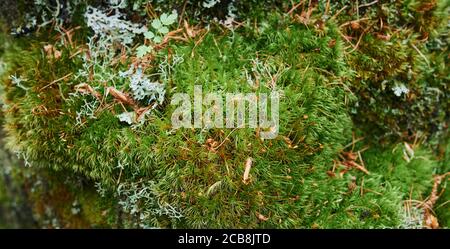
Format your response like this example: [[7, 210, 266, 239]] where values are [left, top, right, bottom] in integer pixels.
[[74, 83, 102, 100], [243, 157, 253, 185], [106, 87, 138, 110], [256, 211, 269, 222], [420, 173, 450, 229], [44, 44, 62, 60]]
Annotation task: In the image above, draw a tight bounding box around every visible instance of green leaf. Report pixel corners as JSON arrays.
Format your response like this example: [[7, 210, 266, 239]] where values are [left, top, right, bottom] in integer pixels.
[[144, 31, 155, 40], [168, 12, 178, 23], [158, 26, 169, 34], [153, 36, 162, 43], [161, 12, 177, 25], [151, 19, 163, 29], [160, 13, 169, 24], [136, 45, 152, 58]]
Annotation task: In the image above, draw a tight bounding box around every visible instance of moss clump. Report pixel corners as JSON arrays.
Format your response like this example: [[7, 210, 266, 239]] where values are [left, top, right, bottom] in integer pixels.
[[0, 1, 448, 228], [0, 115, 116, 228], [147, 19, 353, 228], [1, 11, 355, 227], [316, 141, 445, 228], [335, 0, 450, 142]]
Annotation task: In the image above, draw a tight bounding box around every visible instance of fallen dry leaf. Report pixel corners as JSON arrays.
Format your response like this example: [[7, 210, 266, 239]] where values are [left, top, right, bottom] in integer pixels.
[[106, 87, 137, 109], [424, 210, 439, 229], [243, 157, 253, 185], [350, 21, 361, 30], [376, 33, 391, 41], [74, 83, 102, 100], [205, 138, 219, 153], [44, 44, 62, 60], [256, 212, 269, 222]]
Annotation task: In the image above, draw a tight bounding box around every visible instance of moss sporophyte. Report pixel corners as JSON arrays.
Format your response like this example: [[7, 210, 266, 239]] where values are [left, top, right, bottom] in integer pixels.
[[170, 85, 280, 139]]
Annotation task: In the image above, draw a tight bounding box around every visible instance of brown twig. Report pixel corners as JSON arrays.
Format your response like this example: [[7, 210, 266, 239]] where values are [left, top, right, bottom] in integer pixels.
[[40, 73, 73, 91], [243, 157, 253, 185], [421, 173, 450, 229], [178, 0, 188, 27], [287, 0, 305, 16], [359, 0, 379, 9]]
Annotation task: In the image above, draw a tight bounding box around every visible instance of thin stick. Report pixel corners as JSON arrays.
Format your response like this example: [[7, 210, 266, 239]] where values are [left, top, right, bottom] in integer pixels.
[[359, 0, 379, 9], [342, 136, 365, 150], [356, 0, 359, 19], [331, 6, 348, 20], [243, 157, 253, 184], [357, 150, 364, 165], [213, 128, 237, 150], [116, 167, 123, 185], [40, 73, 73, 91], [287, 0, 305, 16], [360, 177, 364, 196], [178, 0, 188, 27], [339, 18, 369, 29], [436, 200, 450, 210], [411, 43, 430, 67], [347, 26, 370, 54], [364, 188, 383, 195], [191, 29, 209, 57], [325, 0, 330, 16]]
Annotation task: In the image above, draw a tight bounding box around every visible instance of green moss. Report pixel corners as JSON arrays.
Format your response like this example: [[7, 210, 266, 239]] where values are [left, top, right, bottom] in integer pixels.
[[339, 0, 450, 142], [434, 139, 450, 227], [0, 1, 448, 228], [0, 12, 356, 228]]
